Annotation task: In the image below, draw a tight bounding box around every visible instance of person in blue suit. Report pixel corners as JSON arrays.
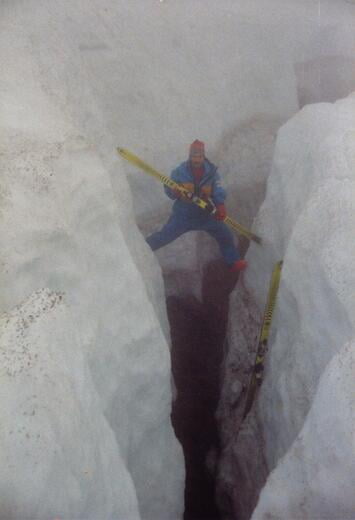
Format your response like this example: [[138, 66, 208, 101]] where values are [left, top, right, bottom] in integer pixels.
[[146, 140, 247, 272]]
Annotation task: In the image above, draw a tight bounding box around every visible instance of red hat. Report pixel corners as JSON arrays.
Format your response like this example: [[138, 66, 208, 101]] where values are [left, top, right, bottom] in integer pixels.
[[189, 140, 205, 155]]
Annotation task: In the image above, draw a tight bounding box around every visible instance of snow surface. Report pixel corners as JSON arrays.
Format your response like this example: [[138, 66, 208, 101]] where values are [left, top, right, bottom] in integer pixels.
[[252, 340, 355, 520], [218, 94, 355, 519], [0, 289, 140, 519], [1, 3, 184, 518]]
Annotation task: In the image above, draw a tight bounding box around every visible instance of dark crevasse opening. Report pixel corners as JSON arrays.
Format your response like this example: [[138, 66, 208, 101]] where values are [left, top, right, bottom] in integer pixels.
[[168, 259, 242, 520]]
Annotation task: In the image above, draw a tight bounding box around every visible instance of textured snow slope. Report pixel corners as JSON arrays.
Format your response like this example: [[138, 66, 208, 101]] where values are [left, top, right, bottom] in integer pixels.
[[252, 340, 355, 519], [0, 290, 140, 519], [0, 5, 183, 519], [219, 94, 355, 519]]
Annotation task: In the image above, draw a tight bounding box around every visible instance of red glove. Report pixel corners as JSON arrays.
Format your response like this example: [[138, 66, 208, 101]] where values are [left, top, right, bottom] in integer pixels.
[[215, 203, 226, 220]]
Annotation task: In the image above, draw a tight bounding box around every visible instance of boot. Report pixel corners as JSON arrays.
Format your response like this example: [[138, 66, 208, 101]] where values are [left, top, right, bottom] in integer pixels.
[[230, 259, 247, 272]]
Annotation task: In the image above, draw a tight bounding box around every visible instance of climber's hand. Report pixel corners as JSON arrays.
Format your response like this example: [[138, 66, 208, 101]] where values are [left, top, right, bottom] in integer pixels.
[[179, 189, 194, 202], [215, 203, 227, 220], [172, 187, 182, 199]]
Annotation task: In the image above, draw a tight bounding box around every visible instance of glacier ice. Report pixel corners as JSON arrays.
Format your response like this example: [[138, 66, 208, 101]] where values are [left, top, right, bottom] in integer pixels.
[[218, 94, 355, 519], [252, 340, 355, 519], [0, 4, 184, 518], [0, 289, 140, 519]]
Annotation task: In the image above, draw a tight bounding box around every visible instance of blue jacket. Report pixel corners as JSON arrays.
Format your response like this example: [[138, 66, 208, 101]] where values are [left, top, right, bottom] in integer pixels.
[[164, 159, 226, 218]]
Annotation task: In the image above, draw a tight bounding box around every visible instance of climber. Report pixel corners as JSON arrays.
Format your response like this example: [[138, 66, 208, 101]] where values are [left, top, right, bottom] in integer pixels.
[[146, 140, 247, 272]]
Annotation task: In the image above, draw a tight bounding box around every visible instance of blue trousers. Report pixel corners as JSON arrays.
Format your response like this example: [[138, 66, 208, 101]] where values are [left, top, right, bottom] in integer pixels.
[[146, 212, 240, 266]]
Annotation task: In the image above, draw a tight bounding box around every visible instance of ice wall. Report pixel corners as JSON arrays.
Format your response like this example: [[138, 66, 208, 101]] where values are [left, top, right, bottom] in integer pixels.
[[252, 340, 355, 519], [218, 94, 355, 519], [0, 4, 184, 518], [0, 290, 140, 519]]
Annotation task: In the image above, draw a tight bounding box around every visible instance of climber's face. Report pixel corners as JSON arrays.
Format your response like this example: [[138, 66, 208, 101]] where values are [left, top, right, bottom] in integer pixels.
[[190, 151, 204, 168]]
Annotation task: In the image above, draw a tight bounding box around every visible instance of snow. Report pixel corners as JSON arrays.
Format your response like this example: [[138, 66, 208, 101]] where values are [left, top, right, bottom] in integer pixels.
[[252, 341, 355, 520], [1, 3, 184, 518], [218, 94, 355, 519], [0, 289, 140, 519], [1, 0, 355, 518]]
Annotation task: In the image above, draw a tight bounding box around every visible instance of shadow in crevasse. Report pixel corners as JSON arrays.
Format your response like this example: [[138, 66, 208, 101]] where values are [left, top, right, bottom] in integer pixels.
[[168, 258, 242, 520]]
